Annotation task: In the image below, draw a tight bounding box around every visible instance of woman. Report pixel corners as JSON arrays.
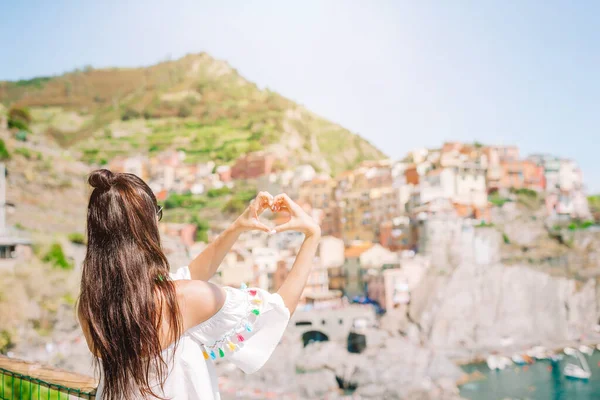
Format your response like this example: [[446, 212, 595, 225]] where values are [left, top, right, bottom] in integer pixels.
[[77, 169, 320, 400]]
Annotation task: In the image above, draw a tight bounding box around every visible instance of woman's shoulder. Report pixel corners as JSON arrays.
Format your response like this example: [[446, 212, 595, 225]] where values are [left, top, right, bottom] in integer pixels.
[[173, 280, 227, 331]]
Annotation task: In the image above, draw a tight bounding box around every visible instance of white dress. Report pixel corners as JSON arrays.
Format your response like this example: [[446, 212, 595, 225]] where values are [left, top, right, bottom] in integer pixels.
[[95, 266, 291, 399]]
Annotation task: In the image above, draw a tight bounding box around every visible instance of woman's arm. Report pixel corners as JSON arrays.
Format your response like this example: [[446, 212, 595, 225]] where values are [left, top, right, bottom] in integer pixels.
[[272, 194, 321, 314], [187, 192, 274, 281]]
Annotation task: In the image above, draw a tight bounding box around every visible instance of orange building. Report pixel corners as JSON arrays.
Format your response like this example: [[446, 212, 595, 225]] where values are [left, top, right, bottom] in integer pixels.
[[404, 165, 420, 185], [498, 160, 546, 192]]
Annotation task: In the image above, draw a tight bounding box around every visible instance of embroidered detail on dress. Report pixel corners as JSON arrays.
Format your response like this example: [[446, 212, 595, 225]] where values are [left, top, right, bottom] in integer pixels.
[[203, 286, 260, 359]]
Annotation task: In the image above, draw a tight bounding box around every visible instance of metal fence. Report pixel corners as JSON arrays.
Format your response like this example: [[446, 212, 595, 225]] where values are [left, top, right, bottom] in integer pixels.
[[0, 357, 96, 400]]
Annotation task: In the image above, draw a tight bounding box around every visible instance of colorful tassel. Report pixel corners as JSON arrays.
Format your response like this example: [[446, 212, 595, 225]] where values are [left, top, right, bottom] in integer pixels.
[[210, 350, 216, 360], [218, 348, 225, 358], [252, 298, 262, 305], [251, 309, 260, 316], [227, 341, 237, 352], [202, 350, 209, 360], [236, 333, 245, 342], [240, 282, 247, 289], [248, 289, 257, 296], [245, 323, 253, 332]]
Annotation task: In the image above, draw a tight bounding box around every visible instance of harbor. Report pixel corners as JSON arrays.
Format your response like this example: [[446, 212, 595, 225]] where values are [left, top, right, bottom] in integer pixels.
[[460, 346, 600, 399]]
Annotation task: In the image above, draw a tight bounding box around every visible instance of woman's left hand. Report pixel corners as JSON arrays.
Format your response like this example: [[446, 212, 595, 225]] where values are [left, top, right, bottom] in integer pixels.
[[232, 191, 274, 233]]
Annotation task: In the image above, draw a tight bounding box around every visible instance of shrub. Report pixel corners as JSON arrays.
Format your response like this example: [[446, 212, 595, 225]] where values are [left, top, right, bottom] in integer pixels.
[[7, 118, 29, 131], [196, 230, 209, 243], [8, 106, 31, 124], [121, 108, 140, 121], [177, 104, 192, 118], [0, 329, 14, 354], [191, 216, 210, 243], [42, 243, 73, 270], [14, 147, 31, 159], [502, 233, 511, 244], [68, 232, 86, 245], [0, 139, 10, 160], [512, 188, 538, 198], [222, 198, 245, 214], [206, 187, 231, 198], [15, 130, 28, 142], [164, 193, 207, 210]]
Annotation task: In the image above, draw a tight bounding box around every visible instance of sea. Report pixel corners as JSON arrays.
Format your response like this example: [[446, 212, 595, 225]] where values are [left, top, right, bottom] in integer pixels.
[[460, 352, 600, 400]]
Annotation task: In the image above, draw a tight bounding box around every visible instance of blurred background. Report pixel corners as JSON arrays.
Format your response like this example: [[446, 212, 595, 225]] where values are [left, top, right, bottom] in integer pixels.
[[0, 1, 599, 399]]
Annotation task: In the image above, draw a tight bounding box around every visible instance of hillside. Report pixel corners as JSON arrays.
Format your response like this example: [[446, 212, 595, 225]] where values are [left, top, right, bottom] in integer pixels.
[[0, 53, 384, 176]]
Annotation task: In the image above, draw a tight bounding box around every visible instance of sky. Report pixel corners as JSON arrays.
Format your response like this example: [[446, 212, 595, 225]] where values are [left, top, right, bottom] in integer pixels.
[[1, 0, 599, 191]]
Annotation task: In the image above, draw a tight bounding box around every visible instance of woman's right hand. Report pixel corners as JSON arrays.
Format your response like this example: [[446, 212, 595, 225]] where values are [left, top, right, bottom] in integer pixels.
[[272, 194, 321, 238], [232, 191, 274, 233]]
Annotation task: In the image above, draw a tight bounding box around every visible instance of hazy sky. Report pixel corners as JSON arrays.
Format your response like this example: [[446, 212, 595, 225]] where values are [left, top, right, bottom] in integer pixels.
[[1, 1, 599, 191]]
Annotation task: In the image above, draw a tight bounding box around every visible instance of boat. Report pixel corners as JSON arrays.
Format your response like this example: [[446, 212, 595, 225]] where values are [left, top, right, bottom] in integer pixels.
[[579, 345, 594, 356], [550, 353, 564, 363], [527, 346, 550, 360], [563, 348, 592, 380], [512, 354, 527, 365], [596, 344, 600, 351], [487, 355, 512, 370]]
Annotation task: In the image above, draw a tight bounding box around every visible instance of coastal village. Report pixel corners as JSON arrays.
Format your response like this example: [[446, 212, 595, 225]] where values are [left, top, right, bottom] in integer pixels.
[[107, 142, 593, 314]]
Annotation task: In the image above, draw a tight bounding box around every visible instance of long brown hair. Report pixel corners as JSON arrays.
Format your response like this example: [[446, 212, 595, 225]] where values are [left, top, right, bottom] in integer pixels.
[[78, 169, 182, 400]]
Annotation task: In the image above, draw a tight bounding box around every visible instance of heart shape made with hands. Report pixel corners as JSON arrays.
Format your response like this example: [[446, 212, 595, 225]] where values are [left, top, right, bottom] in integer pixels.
[[251, 193, 292, 232]]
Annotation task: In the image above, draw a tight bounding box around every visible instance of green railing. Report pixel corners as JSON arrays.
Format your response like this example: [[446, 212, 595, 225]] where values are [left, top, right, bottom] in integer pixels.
[[0, 356, 96, 400]]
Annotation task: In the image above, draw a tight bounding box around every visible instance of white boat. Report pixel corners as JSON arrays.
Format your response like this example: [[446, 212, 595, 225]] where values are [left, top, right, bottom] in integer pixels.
[[498, 356, 512, 370], [486, 355, 512, 370], [486, 355, 498, 370], [579, 345, 594, 356], [527, 346, 549, 360], [596, 344, 600, 351], [564, 349, 592, 380], [512, 354, 526, 365]]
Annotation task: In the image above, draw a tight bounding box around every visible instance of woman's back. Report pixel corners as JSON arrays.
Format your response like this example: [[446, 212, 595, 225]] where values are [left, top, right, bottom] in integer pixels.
[[78, 170, 320, 399], [93, 266, 291, 400]]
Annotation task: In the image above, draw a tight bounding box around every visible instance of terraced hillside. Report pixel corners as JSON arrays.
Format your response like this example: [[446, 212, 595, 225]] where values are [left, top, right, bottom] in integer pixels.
[[1, 53, 384, 176]]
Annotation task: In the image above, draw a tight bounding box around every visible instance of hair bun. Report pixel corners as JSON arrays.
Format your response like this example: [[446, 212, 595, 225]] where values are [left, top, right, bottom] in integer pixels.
[[89, 169, 115, 191]]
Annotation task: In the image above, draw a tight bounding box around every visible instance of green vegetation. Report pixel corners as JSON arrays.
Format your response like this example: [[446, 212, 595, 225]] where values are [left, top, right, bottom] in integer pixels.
[[0, 139, 10, 160], [7, 106, 31, 131], [13, 76, 51, 88], [15, 130, 28, 141], [568, 220, 595, 231], [121, 107, 140, 121], [0, 329, 14, 354], [192, 216, 210, 243], [475, 221, 495, 228], [42, 243, 73, 270], [589, 195, 600, 222], [0, 53, 384, 173], [511, 188, 538, 198], [68, 232, 86, 245], [502, 233, 511, 244], [14, 147, 31, 159], [164, 193, 208, 210], [222, 189, 256, 214], [207, 186, 231, 198], [488, 193, 510, 207]]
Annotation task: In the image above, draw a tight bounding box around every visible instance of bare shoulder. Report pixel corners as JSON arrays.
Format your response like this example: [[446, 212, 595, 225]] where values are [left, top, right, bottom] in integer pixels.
[[173, 280, 227, 331]]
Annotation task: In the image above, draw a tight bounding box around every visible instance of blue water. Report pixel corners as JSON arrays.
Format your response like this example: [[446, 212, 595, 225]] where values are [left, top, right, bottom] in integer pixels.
[[460, 352, 600, 400]]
